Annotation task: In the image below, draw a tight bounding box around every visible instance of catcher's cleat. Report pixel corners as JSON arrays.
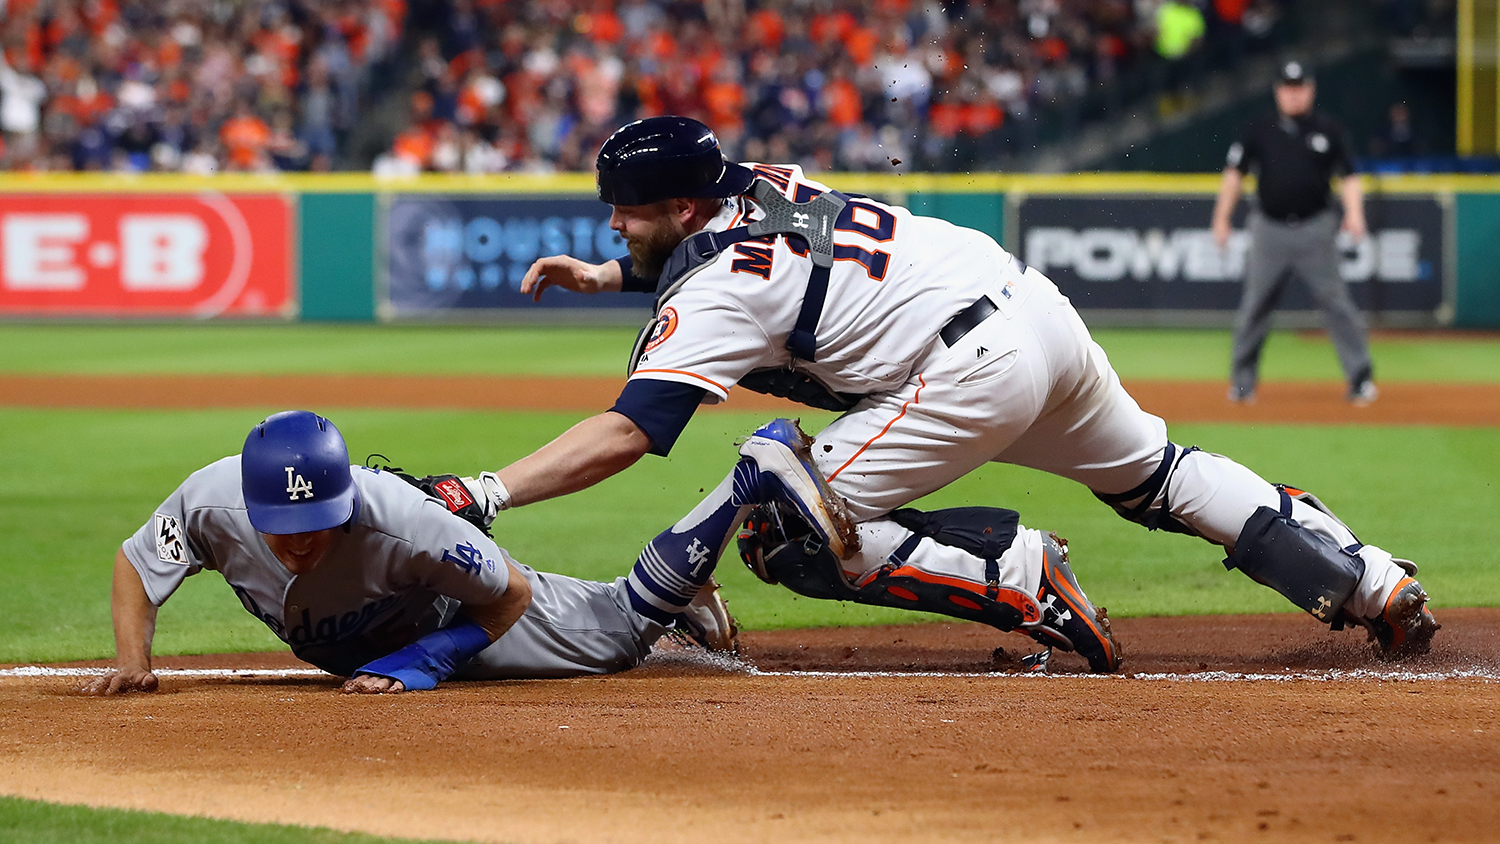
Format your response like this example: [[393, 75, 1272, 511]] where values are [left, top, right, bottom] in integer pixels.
[[1023, 534, 1122, 674], [737, 419, 860, 560], [674, 578, 740, 652], [1364, 577, 1440, 659]]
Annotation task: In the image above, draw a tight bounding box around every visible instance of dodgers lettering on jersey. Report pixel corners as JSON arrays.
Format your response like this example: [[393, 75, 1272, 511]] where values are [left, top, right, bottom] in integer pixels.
[[628, 163, 1029, 402], [121, 457, 518, 675]]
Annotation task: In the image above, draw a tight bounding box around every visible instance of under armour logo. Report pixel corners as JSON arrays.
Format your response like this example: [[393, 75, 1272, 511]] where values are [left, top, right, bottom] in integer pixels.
[[686, 538, 711, 575], [1042, 594, 1072, 623], [792, 211, 810, 229], [1312, 596, 1332, 619], [284, 467, 315, 501]]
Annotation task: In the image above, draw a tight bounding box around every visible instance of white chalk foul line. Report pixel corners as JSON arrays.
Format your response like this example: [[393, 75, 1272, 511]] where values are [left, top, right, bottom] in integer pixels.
[[4, 665, 1497, 682], [0, 667, 329, 678], [747, 668, 1500, 682]]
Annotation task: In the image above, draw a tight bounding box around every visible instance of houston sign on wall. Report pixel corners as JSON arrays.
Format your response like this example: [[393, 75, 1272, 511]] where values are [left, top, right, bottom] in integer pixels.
[[0, 193, 291, 317]]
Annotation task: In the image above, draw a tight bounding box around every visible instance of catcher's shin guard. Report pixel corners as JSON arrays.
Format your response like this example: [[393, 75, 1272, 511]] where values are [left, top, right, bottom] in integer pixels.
[[1224, 489, 1364, 624], [737, 504, 1043, 633], [1025, 534, 1122, 674]]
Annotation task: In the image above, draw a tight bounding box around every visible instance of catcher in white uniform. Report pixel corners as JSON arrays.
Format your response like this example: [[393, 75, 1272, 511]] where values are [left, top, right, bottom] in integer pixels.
[[466, 116, 1438, 673]]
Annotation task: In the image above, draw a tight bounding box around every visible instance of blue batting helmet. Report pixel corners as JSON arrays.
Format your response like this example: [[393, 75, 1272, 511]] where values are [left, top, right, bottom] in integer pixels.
[[595, 116, 754, 206], [241, 411, 359, 535]]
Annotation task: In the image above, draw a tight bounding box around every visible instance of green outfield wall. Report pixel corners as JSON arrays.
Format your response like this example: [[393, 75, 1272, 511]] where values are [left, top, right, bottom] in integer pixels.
[[1, 172, 1497, 326]]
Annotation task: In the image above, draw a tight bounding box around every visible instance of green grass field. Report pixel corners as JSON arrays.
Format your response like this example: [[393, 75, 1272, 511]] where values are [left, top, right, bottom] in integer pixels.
[[1, 324, 1497, 663], [0, 796, 450, 844], [1, 323, 1496, 844], [3, 323, 1500, 381]]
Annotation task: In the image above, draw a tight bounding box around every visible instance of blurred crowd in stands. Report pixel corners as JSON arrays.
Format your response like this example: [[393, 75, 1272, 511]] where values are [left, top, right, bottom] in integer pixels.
[[23, 1, 1472, 175], [374, 0, 1287, 175], [0, 0, 1294, 174], [0, 0, 403, 171]]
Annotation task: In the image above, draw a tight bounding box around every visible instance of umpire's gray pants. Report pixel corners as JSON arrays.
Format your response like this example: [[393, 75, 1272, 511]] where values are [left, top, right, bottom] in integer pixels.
[[1231, 209, 1372, 391]]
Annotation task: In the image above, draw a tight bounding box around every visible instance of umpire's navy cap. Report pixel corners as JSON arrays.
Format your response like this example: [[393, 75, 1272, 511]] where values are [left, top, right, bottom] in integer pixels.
[[1278, 61, 1312, 85], [596, 116, 754, 206]]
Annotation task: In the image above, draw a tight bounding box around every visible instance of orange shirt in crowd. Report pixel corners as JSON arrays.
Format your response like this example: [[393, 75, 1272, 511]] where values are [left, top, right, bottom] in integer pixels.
[[810, 10, 856, 46], [381, 0, 408, 38], [644, 29, 676, 61], [845, 26, 879, 66], [963, 100, 1004, 135], [702, 78, 745, 133], [928, 100, 963, 138], [635, 74, 664, 117], [1035, 35, 1068, 64], [577, 9, 623, 44], [392, 126, 434, 167], [220, 113, 272, 169], [54, 88, 115, 127], [746, 8, 784, 50], [822, 76, 862, 128], [81, 0, 120, 35], [449, 47, 485, 79]]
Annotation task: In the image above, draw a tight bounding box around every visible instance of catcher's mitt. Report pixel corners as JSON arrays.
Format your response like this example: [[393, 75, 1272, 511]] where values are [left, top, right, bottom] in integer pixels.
[[366, 455, 491, 536]]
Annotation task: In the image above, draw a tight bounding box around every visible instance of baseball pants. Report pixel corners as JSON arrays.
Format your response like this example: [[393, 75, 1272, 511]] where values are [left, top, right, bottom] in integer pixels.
[[810, 266, 1407, 620], [455, 568, 665, 680], [1231, 208, 1373, 393]]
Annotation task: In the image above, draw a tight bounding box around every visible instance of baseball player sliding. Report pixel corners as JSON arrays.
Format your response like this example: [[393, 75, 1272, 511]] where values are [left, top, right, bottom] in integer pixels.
[[462, 116, 1438, 673], [82, 411, 740, 696]]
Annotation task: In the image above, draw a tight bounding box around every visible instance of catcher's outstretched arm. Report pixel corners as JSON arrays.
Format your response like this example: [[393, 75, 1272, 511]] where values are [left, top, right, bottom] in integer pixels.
[[519, 254, 623, 302], [496, 411, 652, 508], [80, 548, 160, 696]]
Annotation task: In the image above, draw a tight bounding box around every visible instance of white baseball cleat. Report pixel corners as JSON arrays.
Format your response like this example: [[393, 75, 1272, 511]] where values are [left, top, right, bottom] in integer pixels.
[[737, 418, 860, 560]]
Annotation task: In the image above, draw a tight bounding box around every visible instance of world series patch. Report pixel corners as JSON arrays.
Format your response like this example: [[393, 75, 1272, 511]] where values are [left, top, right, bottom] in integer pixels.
[[154, 513, 186, 564]]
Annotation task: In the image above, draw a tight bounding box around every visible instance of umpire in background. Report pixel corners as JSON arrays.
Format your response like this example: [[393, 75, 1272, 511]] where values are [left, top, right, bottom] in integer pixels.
[[1211, 60, 1377, 405]]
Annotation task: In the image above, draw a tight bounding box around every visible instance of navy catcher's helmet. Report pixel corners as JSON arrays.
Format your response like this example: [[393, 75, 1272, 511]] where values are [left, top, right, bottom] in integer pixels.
[[596, 116, 754, 206], [241, 410, 359, 535]]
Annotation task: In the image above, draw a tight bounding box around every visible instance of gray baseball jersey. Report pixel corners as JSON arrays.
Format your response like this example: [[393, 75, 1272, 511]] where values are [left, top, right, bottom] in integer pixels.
[[122, 457, 664, 679]]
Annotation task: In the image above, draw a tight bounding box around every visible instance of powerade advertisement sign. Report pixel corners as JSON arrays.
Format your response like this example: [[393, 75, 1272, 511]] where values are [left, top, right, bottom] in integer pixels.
[[386, 196, 629, 315], [1013, 195, 1445, 314]]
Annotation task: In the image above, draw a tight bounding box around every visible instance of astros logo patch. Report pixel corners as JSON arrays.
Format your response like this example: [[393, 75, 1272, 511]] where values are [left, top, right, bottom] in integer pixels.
[[155, 513, 186, 564], [643, 307, 679, 353]]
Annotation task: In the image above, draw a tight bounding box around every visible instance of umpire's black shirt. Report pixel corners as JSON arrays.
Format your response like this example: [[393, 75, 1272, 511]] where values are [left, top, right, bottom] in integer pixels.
[[1226, 111, 1353, 222]]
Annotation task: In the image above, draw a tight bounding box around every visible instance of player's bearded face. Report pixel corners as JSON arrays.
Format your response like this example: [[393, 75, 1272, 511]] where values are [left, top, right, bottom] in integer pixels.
[[618, 203, 691, 280]]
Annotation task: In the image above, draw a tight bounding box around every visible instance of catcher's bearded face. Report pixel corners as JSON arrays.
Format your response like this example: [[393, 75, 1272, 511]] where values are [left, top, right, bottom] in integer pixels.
[[610, 200, 692, 281], [261, 528, 339, 575]]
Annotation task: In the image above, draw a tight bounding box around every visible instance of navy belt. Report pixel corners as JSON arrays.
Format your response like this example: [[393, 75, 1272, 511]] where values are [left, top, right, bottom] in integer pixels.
[[940, 296, 998, 348]]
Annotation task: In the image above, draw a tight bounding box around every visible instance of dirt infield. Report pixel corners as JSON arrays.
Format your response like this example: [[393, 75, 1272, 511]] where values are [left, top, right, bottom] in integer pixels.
[[3, 611, 1499, 844], [3, 372, 1497, 841], [2, 373, 1498, 425]]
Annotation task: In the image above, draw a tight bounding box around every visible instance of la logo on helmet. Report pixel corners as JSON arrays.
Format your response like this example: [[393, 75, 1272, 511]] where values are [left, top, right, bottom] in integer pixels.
[[284, 467, 315, 501]]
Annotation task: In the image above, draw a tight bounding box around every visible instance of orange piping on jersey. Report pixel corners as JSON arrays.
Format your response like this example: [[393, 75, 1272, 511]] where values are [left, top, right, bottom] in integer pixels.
[[834, 252, 890, 281], [631, 369, 728, 394], [828, 374, 926, 482]]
